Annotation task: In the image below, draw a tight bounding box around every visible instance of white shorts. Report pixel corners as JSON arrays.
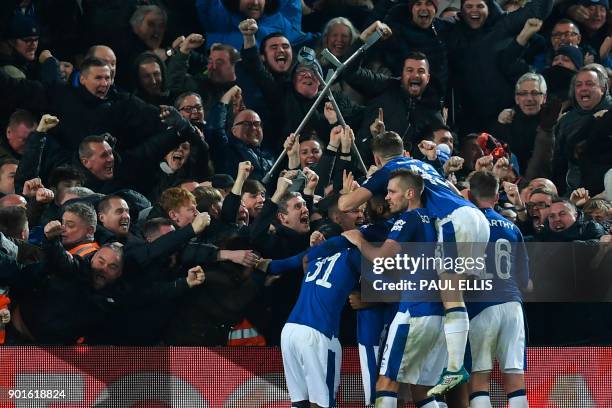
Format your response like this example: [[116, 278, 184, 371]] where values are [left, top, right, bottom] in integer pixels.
[[469, 301, 526, 373], [379, 311, 447, 387], [281, 323, 341, 407], [358, 344, 380, 405], [436, 206, 490, 276]]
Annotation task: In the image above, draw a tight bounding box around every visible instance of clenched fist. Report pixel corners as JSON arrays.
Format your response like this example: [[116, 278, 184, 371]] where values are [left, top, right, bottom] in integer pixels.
[[44, 220, 64, 240]]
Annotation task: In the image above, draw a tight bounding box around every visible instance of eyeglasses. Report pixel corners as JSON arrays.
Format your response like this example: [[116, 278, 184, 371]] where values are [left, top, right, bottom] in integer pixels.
[[516, 91, 545, 97], [179, 105, 204, 113], [234, 120, 262, 128], [551, 31, 579, 39]]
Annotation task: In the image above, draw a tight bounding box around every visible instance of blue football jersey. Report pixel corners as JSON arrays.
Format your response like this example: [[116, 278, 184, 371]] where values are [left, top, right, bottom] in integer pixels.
[[362, 157, 475, 219], [387, 208, 444, 317], [269, 240, 362, 339], [467, 208, 529, 318]]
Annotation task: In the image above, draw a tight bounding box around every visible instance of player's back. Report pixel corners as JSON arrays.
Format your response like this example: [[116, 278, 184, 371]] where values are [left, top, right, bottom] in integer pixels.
[[387, 208, 445, 317], [363, 157, 475, 219], [467, 208, 529, 317], [287, 241, 361, 339]]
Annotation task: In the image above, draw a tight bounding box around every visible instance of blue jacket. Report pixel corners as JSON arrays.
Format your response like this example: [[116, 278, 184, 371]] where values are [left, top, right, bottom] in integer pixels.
[[196, 0, 314, 50]]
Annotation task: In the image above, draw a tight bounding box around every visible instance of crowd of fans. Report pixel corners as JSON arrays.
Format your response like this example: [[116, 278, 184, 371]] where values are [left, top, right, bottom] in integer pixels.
[[0, 0, 610, 346]]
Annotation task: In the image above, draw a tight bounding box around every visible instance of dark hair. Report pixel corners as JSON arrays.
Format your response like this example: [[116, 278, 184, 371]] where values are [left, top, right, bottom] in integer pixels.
[[143, 217, 173, 241], [242, 179, 266, 195], [8, 109, 36, 130], [553, 18, 581, 35], [48, 166, 85, 190], [389, 168, 425, 195], [80, 57, 110, 75], [404, 51, 429, 69], [0, 206, 27, 239], [421, 122, 453, 142], [209, 43, 241, 64], [551, 197, 576, 212], [0, 158, 19, 173], [192, 186, 223, 212], [316, 221, 344, 239], [371, 131, 404, 158], [97, 195, 127, 215], [78, 133, 115, 159], [467, 170, 499, 200], [260, 32, 288, 55]]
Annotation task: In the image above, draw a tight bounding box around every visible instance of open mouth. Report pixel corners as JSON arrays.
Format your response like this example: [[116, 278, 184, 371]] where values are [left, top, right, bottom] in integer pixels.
[[408, 79, 422, 92], [331, 43, 346, 54], [104, 164, 114, 174], [94, 273, 106, 287], [553, 223, 565, 231], [417, 10, 432, 21], [119, 219, 130, 230], [300, 214, 309, 224], [305, 158, 317, 165]]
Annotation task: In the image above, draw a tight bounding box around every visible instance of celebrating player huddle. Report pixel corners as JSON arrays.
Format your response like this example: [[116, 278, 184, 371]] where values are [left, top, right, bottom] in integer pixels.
[[262, 131, 529, 408]]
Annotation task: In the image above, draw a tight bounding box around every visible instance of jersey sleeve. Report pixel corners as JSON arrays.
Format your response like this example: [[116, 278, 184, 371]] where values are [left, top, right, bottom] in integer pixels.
[[268, 251, 307, 275], [361, 166, 390, 195]]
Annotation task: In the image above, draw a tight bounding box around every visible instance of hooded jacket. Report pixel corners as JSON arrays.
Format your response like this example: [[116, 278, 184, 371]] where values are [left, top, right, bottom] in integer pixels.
[[132, 51, 173, 106], [195, 0, 314, 51]]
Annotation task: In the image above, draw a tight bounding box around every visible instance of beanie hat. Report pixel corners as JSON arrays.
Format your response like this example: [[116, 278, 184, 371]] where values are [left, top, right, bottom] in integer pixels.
[[408, 0, 439, 12], [577, 0, 609, 9], [555, 45, 584, 70], [8, 14, 39, 39]]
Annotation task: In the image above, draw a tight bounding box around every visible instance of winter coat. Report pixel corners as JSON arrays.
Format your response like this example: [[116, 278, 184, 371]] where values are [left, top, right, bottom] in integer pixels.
[[195, 0, 314, 51]]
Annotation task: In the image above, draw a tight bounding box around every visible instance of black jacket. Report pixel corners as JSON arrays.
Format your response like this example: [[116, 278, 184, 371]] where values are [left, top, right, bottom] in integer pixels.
[[0, 72, 163, 153], [446, 0, 552, 133], [358, 85, 443, 164], [382, 6, 453, 95], [206, 102, 275, 181], [491, 108, 541, 175]]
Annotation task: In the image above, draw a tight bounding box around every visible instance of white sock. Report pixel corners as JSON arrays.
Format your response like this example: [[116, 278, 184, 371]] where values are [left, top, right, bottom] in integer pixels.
[[469, 392, 492, 408], [508, 390, 528, 407], [415, 397, 440, 407], [374, 391, 397, 408], [444, 307, 469, 372]]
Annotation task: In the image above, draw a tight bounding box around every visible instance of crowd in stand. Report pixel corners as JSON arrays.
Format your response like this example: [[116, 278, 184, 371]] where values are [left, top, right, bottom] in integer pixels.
[[0, 0, 610, 346]]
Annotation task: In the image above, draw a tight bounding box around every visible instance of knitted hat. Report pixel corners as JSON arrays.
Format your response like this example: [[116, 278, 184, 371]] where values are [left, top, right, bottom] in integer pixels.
[[8, 14, 39, 39], [408, 0, 439, 12], [555, 45, 584, 70]]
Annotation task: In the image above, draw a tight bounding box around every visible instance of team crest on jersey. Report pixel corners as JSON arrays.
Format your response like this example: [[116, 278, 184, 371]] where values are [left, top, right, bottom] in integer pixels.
[[391, 219, 406, 232]]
